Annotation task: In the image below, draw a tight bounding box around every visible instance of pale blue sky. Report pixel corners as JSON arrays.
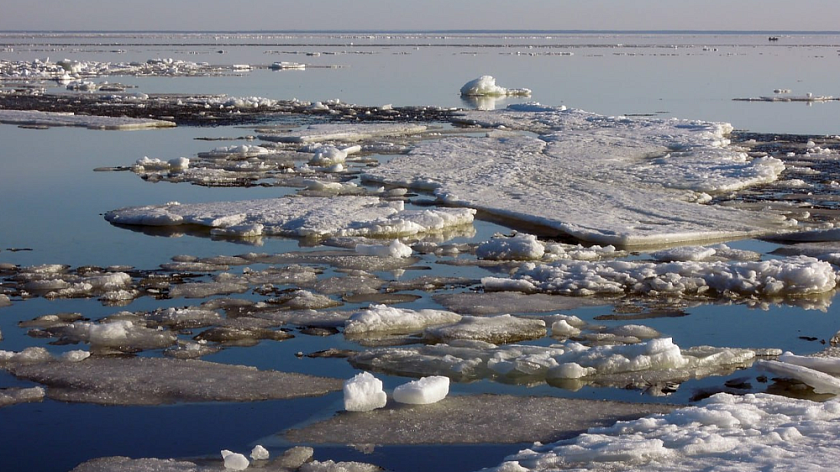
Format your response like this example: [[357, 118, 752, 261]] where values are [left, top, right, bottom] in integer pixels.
[[2, 0, 839, 32]]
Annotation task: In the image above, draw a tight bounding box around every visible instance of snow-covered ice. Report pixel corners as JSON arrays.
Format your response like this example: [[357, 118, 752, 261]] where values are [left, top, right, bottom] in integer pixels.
[[105, 197, 476, 239], [484, 393, 840, 472], [363, 105, 795, 247], [344, 304, 462, 335], [221, 450, 249, 470], [424, 314, 547, 344], [343, 371, 387, 412], [482, 255, 837, 299]]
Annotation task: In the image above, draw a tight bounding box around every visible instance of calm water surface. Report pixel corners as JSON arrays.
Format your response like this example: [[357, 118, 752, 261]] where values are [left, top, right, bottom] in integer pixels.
[[1, 32, 840, 471]]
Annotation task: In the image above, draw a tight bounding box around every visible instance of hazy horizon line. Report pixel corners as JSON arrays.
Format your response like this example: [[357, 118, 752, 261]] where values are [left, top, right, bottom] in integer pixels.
[[1, 29, 839, 35]]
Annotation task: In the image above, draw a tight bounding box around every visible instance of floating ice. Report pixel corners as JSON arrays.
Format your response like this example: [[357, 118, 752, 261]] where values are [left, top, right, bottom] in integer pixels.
[[221, 450, 249, 470], [258, 122, 427, 143], [344, 304, 462, 335], [476, 233, 545, 260], [250, 445, 269, 461], [343, 371, 387, 412], [487, 393, 840, 471], [7, 357, 343, 405], [287, 393, 673, 445], [300, 460, 382, 472], [482, 255, 837, 299], [0, 387, 45, 407], [757, 359, 840, 395], [0, 110, 175, 130], [650, 245, 717, 262], [0, 294, 10, 307], [355, 239, 413, 258], [393, 376, 450, 404], [460, 76, 531, 97], [105, 197, 475, 239], [363, 106, 793, 247], [424, 315, 547, 344], [350, 338, 755, 388]]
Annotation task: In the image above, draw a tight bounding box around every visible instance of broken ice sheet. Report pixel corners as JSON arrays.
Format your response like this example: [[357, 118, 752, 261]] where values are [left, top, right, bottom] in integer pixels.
[[285, 394, 673, 445], [6, 357, 342, 405], [362, 106, 798, 248], [105, 196, 476, 240], [433, 292, 610, 315]]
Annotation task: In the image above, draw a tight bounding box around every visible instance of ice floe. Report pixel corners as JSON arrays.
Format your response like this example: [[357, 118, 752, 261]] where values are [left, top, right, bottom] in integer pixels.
[[287, 393, 674, 445], [485, 392, 840, 471], [363, 105, 795, 247], [0, 109, 175, 130], [5, 357, 342, 405], [258, 122, 427, 143], [105, 197, 476, 240], [423, 314, 547, 344], [344, 304, 462, 336]]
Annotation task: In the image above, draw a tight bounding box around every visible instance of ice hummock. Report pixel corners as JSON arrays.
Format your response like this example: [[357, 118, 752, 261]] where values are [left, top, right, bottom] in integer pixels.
[[343, 371, 387, 412], [363, 105, 794, 247], [484, 392, 840, 472], [460, 76, 532, 97], [105, 197, 475, 239], [344, 304, 462, 336]]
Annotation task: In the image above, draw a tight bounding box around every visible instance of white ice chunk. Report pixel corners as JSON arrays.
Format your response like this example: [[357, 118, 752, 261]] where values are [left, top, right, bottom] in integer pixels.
[[476, 233, 545, 260], [424, 314, 547, 344], [460, 76, 531, 97], [355, 239, 413, 258], [250, 445, 269, 461], [343, 371, 387, 412], [221, 450, 249, 470], [258, 123, 427, 143], [345, 304, 462, 335], [393, 376, 450, 404], [757, 359, 840, 394], [651, 245, 717, 262]]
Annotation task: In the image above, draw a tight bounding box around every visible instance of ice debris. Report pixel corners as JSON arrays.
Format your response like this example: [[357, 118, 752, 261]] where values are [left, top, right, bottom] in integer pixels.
[[355, 239, 413, 258], [0, 387, 45, 407], [343, 371, 387, 412], [257, 122, 427, 143], [250, 445, 270, 461]]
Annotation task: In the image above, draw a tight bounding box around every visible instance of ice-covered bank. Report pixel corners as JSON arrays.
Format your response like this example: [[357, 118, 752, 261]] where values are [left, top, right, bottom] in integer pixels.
[[363, 105, 794, 247], [483, 393, 840, 471], [104, 196, 476, 239]]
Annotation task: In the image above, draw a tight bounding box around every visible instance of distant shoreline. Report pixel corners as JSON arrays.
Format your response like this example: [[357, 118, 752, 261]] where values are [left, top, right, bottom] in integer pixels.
[[1, 29, 840, 35]]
